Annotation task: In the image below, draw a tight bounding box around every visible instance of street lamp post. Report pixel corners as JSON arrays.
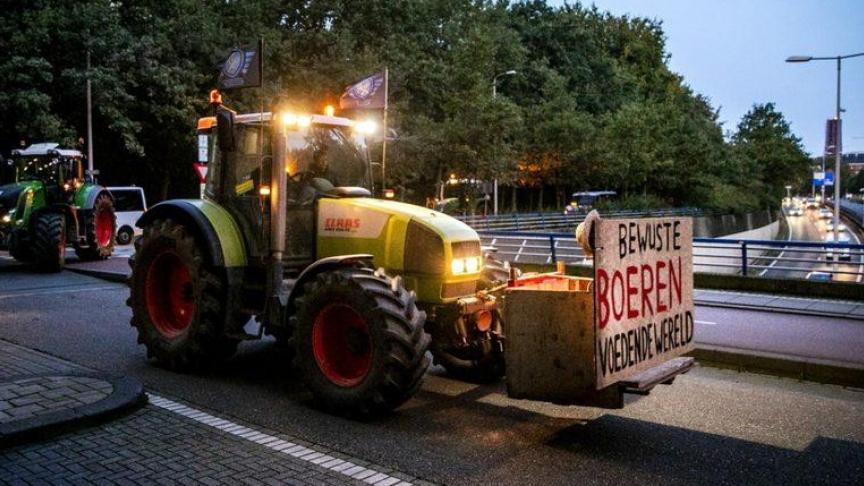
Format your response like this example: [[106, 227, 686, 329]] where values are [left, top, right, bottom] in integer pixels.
[[491, 70, 517, 215], [787, 52, 864, 242]]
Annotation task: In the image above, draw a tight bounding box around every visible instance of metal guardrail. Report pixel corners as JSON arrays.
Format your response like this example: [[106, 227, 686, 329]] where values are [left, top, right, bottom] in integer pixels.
[[839, 199, 864, 227], [457, 207, 704, 231], [480, 231, 864, 282]]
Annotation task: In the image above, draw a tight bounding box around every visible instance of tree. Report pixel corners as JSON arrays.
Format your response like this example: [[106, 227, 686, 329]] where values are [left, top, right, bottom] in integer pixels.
[[731, 103, 811, 207]]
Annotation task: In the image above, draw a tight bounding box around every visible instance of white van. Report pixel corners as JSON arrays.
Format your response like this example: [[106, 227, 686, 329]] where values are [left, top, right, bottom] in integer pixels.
[[108, 187, 147, 245]]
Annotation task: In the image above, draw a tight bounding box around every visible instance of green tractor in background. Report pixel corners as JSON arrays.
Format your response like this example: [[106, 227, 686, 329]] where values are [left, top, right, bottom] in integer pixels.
[[0, 143, 116, 271], [127, 101, 507, 416]]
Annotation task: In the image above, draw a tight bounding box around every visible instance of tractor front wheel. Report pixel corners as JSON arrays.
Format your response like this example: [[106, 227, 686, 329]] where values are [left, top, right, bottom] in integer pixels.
[[293, 268, 430, 417], [75, 193, 116, 261], [128, 219, 238, 370], [32, 212, 66, 272]]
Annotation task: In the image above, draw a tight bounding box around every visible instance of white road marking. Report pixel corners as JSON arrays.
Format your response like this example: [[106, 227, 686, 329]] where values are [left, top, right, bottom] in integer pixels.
[[147, 394, 411, 486], [695, 320, 717, 326], [759, 210, 794, 277], [0, 285, 122, 300]]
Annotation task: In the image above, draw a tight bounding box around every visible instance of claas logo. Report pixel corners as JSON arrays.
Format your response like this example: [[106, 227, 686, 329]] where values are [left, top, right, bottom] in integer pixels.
[[324, 218, 361, 232]]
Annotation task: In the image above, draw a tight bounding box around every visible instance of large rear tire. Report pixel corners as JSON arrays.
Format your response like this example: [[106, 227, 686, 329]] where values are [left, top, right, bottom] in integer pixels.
[[75, 193, 116, 261], [128, 219, 238, 371], [32, 212, 66, 272], [293, 268, 430, 417]]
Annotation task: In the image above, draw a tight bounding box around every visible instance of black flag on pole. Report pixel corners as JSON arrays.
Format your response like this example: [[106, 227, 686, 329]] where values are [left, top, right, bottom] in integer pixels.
[[217, 42, 262, 90], [339, 71, 387, 110]]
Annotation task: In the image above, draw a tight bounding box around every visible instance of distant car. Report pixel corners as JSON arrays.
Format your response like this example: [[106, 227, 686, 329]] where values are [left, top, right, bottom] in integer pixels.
[[788, 207, 804, 216], [818, 208, 832, 219], [805, 197, 818, 208], [824, 221, 848, 232], [823, 233, 852, 262], [108, 186, 147, 245], [806, 271, 833, 282]]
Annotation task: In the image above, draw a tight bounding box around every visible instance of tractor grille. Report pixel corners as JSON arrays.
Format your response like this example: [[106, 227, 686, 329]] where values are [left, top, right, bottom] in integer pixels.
[[404, 221, 445, 274], [451, 240, 481, 259], [441, 280, 477, 299]]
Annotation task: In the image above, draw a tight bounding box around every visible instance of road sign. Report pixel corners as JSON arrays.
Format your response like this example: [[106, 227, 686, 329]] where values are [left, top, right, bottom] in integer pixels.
[[814, 171, 825, 187], [193, 163, 209, 183], [824, 171, 834, 186], [197, 135, 209, 162]]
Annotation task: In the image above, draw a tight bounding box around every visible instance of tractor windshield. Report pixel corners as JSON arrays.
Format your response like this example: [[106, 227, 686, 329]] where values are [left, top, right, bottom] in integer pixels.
[[14, 155, 80, 185], [286, 126, 370, 189]]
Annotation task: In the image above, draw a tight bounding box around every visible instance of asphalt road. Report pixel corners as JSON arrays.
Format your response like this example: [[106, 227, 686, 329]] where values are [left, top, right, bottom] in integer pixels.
[[0, 266, 863, 484], [761, 206, 863, 282]]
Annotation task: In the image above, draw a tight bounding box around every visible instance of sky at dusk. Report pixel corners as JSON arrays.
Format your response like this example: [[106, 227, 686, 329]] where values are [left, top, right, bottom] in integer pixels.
[[555, 0, 864, 156]]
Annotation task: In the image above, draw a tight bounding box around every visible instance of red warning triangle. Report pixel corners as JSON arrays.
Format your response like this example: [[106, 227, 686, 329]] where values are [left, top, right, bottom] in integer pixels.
[[193, 163, 209, 183]]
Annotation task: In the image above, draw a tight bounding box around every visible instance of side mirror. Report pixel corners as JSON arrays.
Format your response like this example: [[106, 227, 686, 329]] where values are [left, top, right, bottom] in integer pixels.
[[216, 107, 236, 152]]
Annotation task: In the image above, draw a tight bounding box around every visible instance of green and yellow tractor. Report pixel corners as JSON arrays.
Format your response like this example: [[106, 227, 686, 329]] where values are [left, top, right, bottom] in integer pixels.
[[127, 101, 506, 416], [0, 143, 116, 271]]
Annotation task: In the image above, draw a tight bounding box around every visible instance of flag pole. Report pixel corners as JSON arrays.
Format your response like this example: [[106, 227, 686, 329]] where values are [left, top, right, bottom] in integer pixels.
[[381, 67, 389, 196]]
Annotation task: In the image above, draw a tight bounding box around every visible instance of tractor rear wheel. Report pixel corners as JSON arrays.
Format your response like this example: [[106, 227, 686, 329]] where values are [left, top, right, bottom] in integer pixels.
[[293, 268, 430, 417], [32, 212, 66, 272], [128, 219, 238, 371], [75, 193, 116, 260]]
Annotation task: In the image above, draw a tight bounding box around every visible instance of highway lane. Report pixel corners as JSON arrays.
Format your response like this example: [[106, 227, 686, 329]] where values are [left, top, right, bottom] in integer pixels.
[[761, 206, 863, 282], [1, 267, 863, 485], [696, 305, 864, 366]]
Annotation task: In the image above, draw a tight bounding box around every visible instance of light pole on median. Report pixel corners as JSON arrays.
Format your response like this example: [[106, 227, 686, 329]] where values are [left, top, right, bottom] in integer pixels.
[[491, 69, 517, 215], [787, 52, 864, 242]]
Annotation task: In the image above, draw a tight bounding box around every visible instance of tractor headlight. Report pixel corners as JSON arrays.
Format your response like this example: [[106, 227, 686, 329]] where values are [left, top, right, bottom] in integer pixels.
[[451, 256, 481, 275], [451, 258, 465, 274], [1, 214, 10, 224]]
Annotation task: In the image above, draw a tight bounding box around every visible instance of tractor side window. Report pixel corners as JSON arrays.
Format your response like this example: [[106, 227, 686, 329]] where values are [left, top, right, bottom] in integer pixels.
[[231, 125, 271, 196], [205, 130, 220, 198]]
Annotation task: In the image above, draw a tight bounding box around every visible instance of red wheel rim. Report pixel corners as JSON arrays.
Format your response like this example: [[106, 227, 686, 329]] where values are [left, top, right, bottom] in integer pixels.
[[145, 251, 195, 338], [95, 210, 113, 247], [312, 304, 372, 387]]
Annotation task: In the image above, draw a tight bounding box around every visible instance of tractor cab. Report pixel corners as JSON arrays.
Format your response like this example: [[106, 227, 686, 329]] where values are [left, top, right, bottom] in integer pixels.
[[197, 110, 375, 269], [9, 143, 86, 204]]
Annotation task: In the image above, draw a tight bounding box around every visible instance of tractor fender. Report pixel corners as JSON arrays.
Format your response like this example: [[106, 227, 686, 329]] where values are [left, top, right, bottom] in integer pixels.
[[287, 254, 374, 307], [136, 199, 247, 268], [76, 185, 113, 210]]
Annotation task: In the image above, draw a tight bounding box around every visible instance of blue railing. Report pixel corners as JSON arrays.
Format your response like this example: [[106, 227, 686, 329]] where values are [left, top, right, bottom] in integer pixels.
[[479, 231, 864, 282], [456, 207, 704, 231]]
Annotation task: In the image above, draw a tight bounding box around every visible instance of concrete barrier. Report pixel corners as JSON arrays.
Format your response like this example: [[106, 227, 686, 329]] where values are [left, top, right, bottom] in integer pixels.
[[693, 219, 781, 275]]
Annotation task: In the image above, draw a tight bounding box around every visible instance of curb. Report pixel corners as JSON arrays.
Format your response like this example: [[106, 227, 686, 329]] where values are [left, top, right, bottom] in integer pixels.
[[694, 299, 864, 322], [66, 267, 129, 283], [0, 373, 147, 446], [690, 345, 864, 388]]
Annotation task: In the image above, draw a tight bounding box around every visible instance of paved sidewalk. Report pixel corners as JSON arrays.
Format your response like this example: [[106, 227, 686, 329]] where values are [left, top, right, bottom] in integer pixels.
[[695, 288, 864, 320], [0, 341, 428, 485], [0, 341, 144, 443]]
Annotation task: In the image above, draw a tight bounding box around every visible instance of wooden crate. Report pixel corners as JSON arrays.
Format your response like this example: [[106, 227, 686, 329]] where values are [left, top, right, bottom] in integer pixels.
[[502, 276, 623, 408]]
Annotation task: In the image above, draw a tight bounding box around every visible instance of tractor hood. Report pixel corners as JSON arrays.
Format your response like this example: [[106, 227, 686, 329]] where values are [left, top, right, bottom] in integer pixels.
[[0, 181, 39, 215], [341, 197, 479, 242], [316, 196, 482, 303]]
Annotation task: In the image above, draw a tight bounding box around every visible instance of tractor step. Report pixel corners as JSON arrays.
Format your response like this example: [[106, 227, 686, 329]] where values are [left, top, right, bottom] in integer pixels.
[[225, 331, 261, 341]]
